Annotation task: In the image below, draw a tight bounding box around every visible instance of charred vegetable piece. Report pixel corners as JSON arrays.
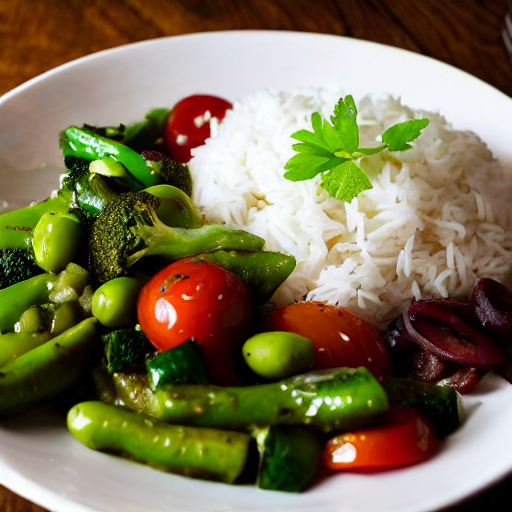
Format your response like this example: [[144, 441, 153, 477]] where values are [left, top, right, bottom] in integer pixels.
[[102, 328, 154, 374], [382, 377, 461, 438], [109, 367, 389, 433], [404, 301, 505, 369], [0, 318, 98, 417], [67, 401, 251, 484], [146, 339, 209, 389]]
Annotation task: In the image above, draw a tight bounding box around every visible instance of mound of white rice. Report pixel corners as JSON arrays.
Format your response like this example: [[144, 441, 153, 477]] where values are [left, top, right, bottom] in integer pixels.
[[189, 88, 512, 328]]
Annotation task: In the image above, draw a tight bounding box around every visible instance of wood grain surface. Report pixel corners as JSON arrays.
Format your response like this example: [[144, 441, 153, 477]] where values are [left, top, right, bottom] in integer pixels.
[[1, 1, 512, 511]]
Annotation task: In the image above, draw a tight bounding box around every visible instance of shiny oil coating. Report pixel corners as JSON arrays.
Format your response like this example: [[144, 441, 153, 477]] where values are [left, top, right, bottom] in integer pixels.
[[113, 367, 389, 432]]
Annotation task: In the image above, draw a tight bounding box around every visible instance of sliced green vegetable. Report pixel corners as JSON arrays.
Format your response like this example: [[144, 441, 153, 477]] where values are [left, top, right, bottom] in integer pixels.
[[146, 339, 209, 390], [255, 425, 322, 492], [382, 376, 461, 438]]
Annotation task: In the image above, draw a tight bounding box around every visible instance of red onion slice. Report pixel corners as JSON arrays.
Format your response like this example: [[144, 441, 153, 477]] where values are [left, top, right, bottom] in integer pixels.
[[437, 367, 486, 394], [472, 278, 512, 337], [404, 302, 505, 369]]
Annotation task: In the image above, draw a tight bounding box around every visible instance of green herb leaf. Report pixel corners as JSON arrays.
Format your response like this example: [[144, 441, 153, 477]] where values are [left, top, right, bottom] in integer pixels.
[[284, 96, 429, 203], [330, 95, 359, 154], [320, 161, 373, 202], [381, 118, 430, 151], [284, 153, 345, 181]]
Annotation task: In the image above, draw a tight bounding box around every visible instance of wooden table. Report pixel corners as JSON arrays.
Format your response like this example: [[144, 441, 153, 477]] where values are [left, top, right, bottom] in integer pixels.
[[1, 1, 511, 511]]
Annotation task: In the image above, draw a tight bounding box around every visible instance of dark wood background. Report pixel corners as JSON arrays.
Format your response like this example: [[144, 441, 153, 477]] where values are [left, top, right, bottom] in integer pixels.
[[1, 1, 511, 511]]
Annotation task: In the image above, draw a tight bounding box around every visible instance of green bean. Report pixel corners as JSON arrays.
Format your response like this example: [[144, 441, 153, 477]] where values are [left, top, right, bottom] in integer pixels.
[[0, 196, 69, 250], [91, 277, 140, 328], [51, 302, 83, 335], [0, 317, 98, 417], [67, 401, 251, 484], [61, 127, 161, 189], [32, 212, 83, 273], [109, 367, 389, 433], [0, 274, 57, 333], [0, 331, 51, 367]]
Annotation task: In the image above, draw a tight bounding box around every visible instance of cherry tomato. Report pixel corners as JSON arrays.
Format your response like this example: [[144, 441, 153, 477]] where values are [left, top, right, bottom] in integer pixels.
[[137, 259, 253, 385], [322, 407, 439, 471], [260, 301, 392, 381], [164, 94, 232, 163]]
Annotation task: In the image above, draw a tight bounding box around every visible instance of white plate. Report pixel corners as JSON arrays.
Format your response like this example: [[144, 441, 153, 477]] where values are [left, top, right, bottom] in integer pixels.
[[1, 31, 512, 512]]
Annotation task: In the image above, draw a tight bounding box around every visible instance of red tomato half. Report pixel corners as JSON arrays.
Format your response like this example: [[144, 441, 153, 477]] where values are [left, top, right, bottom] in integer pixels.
[[164, 94, 232, 163], [323, 407, 439, 471], [137, 259, 252, 385], [260, 302, 392, 381]]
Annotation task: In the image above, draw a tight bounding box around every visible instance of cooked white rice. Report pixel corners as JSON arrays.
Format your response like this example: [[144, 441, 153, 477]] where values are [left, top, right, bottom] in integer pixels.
[[189, 88, 512, 328]]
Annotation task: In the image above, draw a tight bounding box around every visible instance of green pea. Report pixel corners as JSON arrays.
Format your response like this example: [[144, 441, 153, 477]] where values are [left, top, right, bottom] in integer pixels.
[[242, 331, 315, 380], [91, 277, 140, 328], [32, 212, 83, 273]]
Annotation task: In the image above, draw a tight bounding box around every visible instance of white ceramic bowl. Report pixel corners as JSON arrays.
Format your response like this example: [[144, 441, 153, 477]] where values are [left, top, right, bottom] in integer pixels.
[[1, 31, 512, 512]]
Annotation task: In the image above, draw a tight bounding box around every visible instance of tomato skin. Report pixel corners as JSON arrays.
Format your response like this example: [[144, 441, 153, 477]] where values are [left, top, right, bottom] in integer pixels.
[[260, 301, 392, 381], [137, 259, 253, 385], [323, 407, 439, 471], [164, 94, 232, 163]]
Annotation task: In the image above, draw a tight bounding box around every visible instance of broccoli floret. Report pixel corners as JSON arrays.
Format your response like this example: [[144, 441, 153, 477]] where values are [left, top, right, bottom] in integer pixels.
[[89, 191, 265, 284], [141, 150, 192, 197], [0, 249, 43, 290]]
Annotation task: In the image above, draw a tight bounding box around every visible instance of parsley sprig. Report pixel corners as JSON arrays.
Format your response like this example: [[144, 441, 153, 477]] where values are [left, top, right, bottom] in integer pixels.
[[283, 95, 429, 202]]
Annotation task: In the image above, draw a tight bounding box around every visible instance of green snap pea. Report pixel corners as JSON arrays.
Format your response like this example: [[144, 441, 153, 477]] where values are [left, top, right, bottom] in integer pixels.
[[32, 212, 83, 273], [61, 127, 161, 189], [91, 277, 140, 328], [0, 317, 98, 417], [242, 331, 314, 380], [0, 331, 51, 367], [0, 196, 70, 250], [0, 273, 57, 333], [51, 302, 83, 335], [67, 401, 251, 484]]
